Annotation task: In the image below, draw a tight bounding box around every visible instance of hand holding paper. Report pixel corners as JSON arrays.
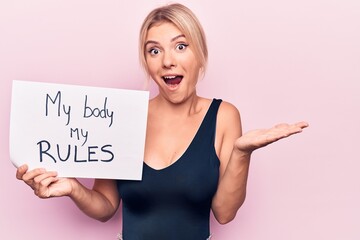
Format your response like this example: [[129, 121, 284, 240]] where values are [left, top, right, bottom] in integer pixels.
[[16, 164, 74, 198]]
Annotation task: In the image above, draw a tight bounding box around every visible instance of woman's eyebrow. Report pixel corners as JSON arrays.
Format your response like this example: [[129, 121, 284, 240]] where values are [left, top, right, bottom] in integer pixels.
[[145, 34, 186, 47], [171, 34, 186, 42], [144, 40, 159, 47]]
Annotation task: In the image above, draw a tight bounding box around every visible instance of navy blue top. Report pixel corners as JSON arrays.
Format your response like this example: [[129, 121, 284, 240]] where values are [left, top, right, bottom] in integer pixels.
[[117, 99, 222, 240]]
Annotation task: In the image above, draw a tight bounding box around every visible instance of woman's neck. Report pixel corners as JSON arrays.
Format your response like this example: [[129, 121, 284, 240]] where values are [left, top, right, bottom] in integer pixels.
[[150, 93, 202, 118]]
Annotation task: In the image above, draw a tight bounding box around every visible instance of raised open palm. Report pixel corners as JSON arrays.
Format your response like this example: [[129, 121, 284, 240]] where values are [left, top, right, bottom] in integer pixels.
[[235, 121, 309, 153]]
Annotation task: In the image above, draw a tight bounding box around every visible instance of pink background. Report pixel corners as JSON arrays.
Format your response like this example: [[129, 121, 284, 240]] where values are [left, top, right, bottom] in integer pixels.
[[1, 0, 359, 239]]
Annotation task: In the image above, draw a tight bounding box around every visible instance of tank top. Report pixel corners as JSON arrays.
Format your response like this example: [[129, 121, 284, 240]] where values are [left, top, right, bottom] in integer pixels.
[[117, 99, 222, 240]]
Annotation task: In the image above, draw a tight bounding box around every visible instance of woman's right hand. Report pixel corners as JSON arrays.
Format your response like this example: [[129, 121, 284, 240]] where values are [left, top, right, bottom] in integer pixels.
[[16, 164, 75, 199]]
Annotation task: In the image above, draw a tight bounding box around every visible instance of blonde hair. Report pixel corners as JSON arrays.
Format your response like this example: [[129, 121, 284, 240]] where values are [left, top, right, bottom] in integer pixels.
[[139, 3, 208, 77]]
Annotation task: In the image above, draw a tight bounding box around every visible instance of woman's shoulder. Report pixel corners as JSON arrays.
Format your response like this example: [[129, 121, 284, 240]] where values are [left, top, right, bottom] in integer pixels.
[[216, 99, 241, 132], [199, 97, 240, 123], [218, 99, 240, 119]]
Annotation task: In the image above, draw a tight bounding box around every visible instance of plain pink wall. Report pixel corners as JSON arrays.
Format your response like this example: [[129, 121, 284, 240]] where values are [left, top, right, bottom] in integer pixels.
[[1, 0, 359, 239]]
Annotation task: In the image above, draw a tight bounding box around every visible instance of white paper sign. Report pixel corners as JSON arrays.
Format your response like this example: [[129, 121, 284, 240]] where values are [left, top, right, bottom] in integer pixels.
[[10, 80, 149, 180]]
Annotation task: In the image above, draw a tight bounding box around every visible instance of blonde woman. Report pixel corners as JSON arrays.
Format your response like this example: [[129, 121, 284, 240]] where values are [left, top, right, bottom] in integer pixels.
[[16, 3, 308, 239]]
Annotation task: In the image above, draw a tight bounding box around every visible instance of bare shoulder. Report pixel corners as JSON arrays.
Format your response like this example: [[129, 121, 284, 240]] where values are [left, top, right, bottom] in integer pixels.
[[218, 100, 240, 115], [217, 100, 241, 130]]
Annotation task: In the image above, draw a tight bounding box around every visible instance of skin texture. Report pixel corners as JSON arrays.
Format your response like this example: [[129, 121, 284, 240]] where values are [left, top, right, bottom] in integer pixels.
[[16, 22, 308, 224]]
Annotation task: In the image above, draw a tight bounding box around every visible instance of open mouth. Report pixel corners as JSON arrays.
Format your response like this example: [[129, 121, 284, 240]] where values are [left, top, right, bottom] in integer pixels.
[[162, 75, 183, 86]]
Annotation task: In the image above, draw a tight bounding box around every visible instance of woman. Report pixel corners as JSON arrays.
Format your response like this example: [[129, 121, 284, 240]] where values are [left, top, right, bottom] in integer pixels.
[[16, 3, 308, 239]]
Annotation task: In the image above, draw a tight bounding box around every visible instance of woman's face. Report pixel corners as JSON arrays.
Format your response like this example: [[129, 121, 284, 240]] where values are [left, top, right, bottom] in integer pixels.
[[144, 21, 201, 104]]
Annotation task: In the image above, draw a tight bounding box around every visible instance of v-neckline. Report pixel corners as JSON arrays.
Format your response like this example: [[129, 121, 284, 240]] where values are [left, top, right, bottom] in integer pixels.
[[144, 99, 215, 172]]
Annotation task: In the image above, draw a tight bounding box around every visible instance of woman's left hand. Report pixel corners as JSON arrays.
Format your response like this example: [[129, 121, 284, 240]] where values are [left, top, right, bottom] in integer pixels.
[[235, 121, 309, 154]]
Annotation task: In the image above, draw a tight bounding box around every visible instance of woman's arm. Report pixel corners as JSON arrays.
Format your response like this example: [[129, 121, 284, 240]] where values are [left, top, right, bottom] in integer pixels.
[[16, 165, 120, 222], [69, 178, 119, 222], [211, 102, 248, 224], [211, 102, 308, 224]]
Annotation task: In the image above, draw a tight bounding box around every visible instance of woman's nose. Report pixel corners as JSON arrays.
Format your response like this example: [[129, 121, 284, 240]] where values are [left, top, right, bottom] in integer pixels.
[[162, 51, 176, 69]]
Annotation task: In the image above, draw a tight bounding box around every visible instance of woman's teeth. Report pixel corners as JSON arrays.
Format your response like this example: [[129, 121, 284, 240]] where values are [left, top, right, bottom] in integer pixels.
[[163, 76, 183, 85]]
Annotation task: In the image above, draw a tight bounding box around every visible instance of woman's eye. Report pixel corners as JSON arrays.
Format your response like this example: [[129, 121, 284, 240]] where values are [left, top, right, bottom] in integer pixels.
[[176, 43, 188, 51], [149, 48, 160, 55]]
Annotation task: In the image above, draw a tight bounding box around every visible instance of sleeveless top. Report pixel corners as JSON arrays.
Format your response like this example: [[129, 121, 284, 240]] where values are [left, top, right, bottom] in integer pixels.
[[117, 99, 222, 240]]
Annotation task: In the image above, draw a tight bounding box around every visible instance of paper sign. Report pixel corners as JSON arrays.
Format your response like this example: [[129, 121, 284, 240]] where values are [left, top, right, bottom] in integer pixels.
[[10, 80, 149, 180]]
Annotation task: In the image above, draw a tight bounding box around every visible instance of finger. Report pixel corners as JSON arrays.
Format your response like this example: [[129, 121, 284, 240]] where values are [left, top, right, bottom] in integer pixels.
[[268, 127, 300, 140], [16, 164, 28, 180], [274, 123, 290, 129], [274, 122, 308, 131], [288, 122, 309, 134], [22, 168, 47, 188], [32, 171, 58, 198], [274, 124, 302, 137], [36, 175, 59, 198], [39, 175, 59, 188], [33, 171, 58, 186], [275, 122, 308, 135], [22, 168, 46, 181], [295, 121, 309, 129]]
